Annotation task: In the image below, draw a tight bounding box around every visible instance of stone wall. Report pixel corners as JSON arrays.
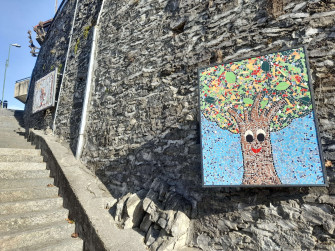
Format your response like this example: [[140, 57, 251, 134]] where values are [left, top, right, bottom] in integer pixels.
[[24, 0, 76, 131], [25, 0, 335, 250], [52, 0, 103, 153], [25, 0, 103, 154]]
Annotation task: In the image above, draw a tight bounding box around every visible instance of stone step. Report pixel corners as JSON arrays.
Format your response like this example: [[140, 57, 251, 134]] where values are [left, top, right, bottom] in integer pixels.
[[0, 120, 21, 124], [0, 169, 49, 179], [0, 131, 28, 136], [0, 155, 43, 162], [0, 134, 26, 139], [0, 197, 63, 215], [24, 238, 83, 251], [0, 221, 75, 251], [0, 108, 17, 113], [0, 135, 33, 149], [0, 118, 21, 122], [0, 138, 32, 143], [0, 177, 53, 189], [0, 123, 23, 127], [0, 133, 29, 139], [0, 122, 21, 125], [0, 125, 21, 129], [0, 186, 59, 203], [0, 144, 34, 150], [0, 114, 21, 117], [0, 120, 21, 123], [0, 162, 46, 171], [0, 208, 69, 233], [0, 128, 22, 131], [0, 143, 34, 149], [0, 148, 40, 156], [0, 121, 23, 125], [0, 132, 23, 136], [0, 115, 21, 118], [0, 121, 22, 124], [0, 112, 82, 250], [0, 130, 24, 135]]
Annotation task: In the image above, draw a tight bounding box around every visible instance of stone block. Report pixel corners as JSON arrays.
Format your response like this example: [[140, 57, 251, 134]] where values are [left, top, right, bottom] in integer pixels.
[[292, 2, 307, 13], [124, 192, 146, 229], [323, 219, 335, 235], [170, 211, 190, 237], [196, 234, 211, 251], [140, 213, 152, 233], [115, 193, 131, 222], [145, 224, 161, 246]]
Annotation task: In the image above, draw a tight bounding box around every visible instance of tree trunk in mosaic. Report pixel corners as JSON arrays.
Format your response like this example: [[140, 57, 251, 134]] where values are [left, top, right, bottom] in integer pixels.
[[228, 93, 285, 185]]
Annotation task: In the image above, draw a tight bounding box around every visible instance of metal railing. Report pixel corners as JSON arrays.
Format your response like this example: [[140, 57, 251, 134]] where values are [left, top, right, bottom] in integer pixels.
[[15, 77, 30, 84]]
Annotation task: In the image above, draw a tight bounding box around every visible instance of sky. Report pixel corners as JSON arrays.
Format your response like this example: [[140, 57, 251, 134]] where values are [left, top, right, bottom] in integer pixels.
[[0, 0, 61, 110]]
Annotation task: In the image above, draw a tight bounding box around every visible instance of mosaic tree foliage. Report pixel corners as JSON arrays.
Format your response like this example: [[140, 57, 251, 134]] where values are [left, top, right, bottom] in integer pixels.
[[200, 48, 313, 185]]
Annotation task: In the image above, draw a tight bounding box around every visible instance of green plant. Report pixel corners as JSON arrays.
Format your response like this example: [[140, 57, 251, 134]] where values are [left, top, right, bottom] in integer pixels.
[[74, 38, 80, 54], [58, 63, 63, 73], [83, 25, 91, 39]]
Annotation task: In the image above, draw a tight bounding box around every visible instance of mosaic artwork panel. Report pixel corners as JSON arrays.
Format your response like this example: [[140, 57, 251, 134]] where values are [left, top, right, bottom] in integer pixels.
[[32, 68, 57, 114], [199, 47, 326, 186]]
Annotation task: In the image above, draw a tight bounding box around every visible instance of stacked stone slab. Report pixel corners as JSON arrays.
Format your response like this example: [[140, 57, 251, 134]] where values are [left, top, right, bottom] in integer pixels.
[[0, 110, 82, 250]]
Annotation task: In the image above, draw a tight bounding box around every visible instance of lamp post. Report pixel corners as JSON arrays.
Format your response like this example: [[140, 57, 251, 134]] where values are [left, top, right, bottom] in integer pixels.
[[1, 43, 21, 108], [55, 0, 58, 14]]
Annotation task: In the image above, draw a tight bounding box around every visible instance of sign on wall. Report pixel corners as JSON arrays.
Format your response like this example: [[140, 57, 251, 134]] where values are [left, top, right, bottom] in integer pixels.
[[32, 68, 57, 114], [199, 47, 326, 187]]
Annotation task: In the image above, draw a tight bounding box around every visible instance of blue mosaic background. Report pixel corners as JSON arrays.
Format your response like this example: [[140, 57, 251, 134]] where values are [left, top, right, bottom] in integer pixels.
[[201, 112, 324, 186]]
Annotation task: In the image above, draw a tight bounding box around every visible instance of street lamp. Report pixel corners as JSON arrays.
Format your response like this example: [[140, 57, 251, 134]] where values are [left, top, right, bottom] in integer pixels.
[[1, 43, 21, 108]]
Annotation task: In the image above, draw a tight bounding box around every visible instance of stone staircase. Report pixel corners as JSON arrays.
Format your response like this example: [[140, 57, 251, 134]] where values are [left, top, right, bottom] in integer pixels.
[[0, 109, 83, 250]]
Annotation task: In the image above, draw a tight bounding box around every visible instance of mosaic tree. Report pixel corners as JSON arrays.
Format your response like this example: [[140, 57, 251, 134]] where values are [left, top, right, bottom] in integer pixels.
[[200, 48, 313, 185]]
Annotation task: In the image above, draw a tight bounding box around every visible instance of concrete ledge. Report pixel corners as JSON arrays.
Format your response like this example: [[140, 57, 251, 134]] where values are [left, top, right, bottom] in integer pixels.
[[28, 129, 146, 251]]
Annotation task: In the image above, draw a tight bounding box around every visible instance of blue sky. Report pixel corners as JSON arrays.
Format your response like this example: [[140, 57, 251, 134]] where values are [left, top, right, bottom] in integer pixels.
[[0, 0, 61, 110]]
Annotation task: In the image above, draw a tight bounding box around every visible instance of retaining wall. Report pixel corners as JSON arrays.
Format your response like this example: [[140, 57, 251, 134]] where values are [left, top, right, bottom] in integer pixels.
[[25, 0, 335, 250]]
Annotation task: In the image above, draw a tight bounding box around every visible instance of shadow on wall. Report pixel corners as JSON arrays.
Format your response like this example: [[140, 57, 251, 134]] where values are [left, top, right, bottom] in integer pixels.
[[192, 185, 334, 250], [88, 119, 334, 250], [13, 110, 25, 128], [92, 123, 202, 200]]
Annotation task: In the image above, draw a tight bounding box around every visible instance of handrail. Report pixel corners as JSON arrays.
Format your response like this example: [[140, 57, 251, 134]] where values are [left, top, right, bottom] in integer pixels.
[[15, 77, 30, 84], [52, 0, 80, 133]]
